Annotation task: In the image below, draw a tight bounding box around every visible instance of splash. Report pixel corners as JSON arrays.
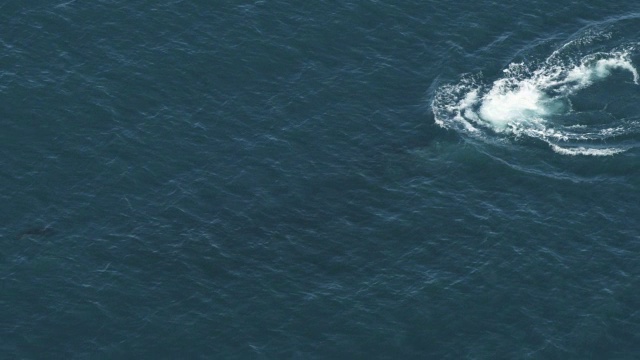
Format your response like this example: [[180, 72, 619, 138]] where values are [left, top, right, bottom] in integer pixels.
[[432, 29, 640, 156]]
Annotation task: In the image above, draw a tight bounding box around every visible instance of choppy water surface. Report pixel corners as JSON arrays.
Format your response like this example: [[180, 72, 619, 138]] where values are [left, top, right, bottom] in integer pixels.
[[2, 1, 640, 359]]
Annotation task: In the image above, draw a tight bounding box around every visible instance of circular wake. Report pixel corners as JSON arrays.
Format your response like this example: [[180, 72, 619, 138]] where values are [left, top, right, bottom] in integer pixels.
[[432, 22, 640, 156]]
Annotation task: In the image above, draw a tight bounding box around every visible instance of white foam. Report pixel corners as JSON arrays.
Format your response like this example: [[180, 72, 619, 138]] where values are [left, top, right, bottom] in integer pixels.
[[431, 43, 640, 156], [548, 144, 627, 156], [562, 53, 640, 90], [432, 79, 482, 133], [478, 53, 637, 132], [479, 81, 547, 129]]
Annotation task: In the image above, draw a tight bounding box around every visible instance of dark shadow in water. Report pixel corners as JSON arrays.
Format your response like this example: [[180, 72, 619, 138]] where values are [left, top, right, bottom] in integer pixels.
[[18, 226, 57, 240]]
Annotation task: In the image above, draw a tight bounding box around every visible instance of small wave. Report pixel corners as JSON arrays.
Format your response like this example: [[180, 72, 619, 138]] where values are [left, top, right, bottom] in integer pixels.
[[432, 25, 640, 156], [547, 144, 627, 156]]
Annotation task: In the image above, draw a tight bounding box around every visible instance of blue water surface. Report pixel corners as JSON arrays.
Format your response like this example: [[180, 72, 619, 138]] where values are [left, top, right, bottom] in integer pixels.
[[2, 1, 640, 358]]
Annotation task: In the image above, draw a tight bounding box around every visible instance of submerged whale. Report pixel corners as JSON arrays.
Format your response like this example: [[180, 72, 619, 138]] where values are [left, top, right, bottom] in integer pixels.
[[18, 226, 56, 239]]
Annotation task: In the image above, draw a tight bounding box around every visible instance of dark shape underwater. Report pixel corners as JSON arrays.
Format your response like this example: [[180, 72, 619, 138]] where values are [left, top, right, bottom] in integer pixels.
[[18, 226, 56, 239]]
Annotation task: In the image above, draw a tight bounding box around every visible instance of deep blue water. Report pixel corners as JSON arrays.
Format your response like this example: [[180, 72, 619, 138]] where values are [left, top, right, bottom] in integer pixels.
[[2, 1, 640, 358]]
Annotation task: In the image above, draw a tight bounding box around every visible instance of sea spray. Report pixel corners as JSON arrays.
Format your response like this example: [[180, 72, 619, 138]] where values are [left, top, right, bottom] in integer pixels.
[[432, 29, 640, 156]]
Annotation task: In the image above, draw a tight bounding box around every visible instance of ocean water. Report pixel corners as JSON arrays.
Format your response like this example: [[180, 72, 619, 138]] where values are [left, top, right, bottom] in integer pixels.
[[2, 0, 640, 358]]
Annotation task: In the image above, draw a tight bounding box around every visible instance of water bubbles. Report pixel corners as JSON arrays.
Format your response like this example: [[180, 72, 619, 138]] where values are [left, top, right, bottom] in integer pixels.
[[432, 22, 640, 156]]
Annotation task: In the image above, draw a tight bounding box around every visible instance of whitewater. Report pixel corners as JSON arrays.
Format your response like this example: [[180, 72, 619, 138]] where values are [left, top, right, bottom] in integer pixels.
[[432, 20, 640, 156]]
